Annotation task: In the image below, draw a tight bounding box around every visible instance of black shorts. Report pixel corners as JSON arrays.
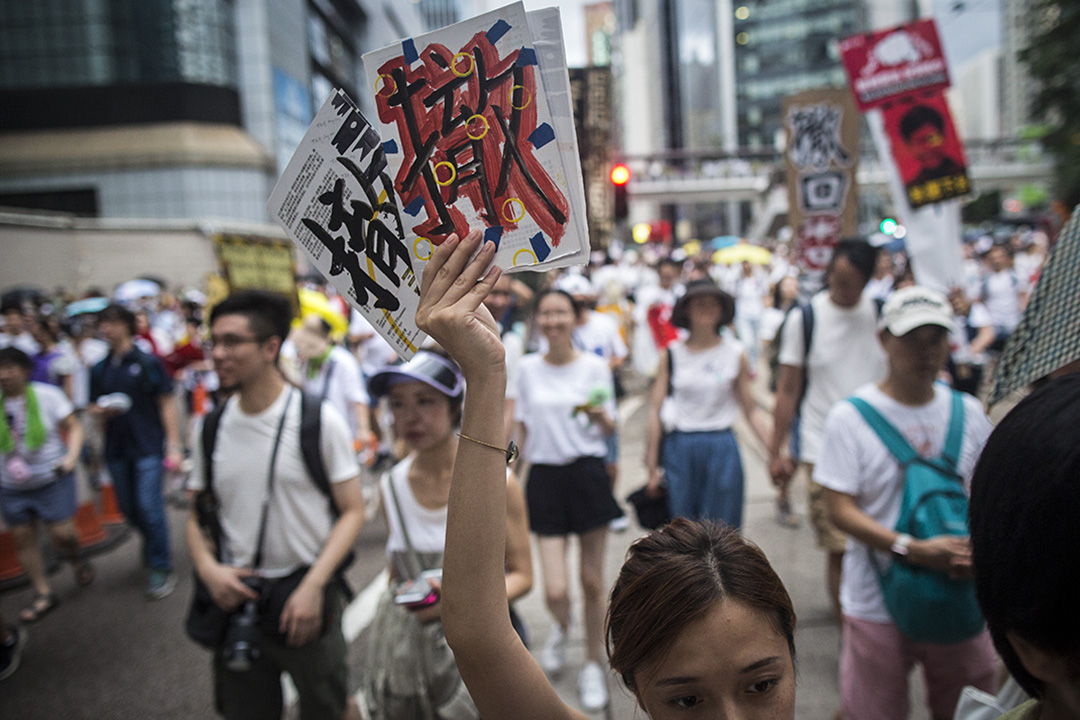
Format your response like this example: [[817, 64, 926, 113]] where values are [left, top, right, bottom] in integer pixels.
[[526, 456, 621, 536]]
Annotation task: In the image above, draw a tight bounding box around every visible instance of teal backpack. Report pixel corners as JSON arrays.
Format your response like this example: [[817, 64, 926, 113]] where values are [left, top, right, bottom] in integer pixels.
[[848, 391, 985, 644]]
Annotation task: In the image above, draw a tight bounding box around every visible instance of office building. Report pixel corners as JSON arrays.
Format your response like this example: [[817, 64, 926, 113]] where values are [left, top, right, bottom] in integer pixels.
[[0, 0, 423, 223]]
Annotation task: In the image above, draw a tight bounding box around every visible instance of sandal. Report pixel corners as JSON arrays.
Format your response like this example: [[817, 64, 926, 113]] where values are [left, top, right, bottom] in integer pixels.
[[19, 593, 60, 624], [75, 562, 95, 588], [776, 499, 801, 529]]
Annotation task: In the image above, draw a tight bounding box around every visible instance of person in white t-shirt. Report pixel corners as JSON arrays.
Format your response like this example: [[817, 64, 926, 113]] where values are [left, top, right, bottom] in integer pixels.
[[0, 303, 40, 356], [945, 288, 995, 397], [292, 315, 374, 456], [0, 347, 92, 624], [514, 289, 620, 712], [973, 243, 1028, 351], [815, 287, 996, 720], [645, 280, 771, 528], [186, 291, 365, 720], [733, 261, 769, 372], [553, 273, 630, 528], [769, 239, 887, 625]]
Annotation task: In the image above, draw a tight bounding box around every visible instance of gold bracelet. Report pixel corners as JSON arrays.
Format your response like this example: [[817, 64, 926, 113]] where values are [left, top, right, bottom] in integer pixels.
[[457, 433, 519, 465]]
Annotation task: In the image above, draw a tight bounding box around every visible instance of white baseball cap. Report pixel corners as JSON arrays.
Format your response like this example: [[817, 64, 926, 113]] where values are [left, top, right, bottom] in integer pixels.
[[554, 273, 596, 298], [880, 286, 955, 336]]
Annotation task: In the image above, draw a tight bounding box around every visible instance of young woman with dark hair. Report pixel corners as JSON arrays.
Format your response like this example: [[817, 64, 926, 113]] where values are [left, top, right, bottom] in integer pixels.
[[361, 351, 532, 719], [969, 373, 1080, 720], [645, 279, 771, 529], [415, 230, 797, 720], [513, 287, 621, 710]]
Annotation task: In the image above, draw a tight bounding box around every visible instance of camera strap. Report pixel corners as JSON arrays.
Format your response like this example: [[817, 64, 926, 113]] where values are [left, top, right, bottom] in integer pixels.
[[252, 388, 295, 571]]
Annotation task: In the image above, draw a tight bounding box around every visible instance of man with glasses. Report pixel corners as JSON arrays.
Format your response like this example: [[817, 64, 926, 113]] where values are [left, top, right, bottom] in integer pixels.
[[90, 304, 182, 599], [187, 290, 364, 720]]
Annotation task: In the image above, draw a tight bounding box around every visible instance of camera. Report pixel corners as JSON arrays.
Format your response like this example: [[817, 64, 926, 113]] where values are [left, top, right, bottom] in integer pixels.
[[221, 578, 263, 672]]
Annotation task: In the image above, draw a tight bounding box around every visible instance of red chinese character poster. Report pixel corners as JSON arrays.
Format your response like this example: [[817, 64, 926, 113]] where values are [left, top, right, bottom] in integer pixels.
[[363, 2, 589, 272]]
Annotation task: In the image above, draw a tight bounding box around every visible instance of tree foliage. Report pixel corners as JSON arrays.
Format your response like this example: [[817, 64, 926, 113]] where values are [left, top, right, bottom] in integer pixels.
[[1022, 0, 1080, 206]]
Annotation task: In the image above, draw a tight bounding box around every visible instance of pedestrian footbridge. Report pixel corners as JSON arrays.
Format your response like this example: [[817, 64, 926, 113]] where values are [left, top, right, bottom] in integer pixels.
[[623, 139, 1053, 205]]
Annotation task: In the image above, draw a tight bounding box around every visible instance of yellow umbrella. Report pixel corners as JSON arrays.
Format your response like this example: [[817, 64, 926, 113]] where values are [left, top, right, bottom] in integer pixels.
[[297, 288, 349, 338], [712, 243, 772, 265]]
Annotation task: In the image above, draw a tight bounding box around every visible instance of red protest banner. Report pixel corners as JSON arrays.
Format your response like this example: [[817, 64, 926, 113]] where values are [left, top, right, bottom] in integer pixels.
[[883, 93, 971, 209], [839, 19, 950, 112]]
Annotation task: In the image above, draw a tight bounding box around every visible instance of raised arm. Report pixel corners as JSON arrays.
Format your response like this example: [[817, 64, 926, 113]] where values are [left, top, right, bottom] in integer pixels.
[[416, 231, 585, 720]]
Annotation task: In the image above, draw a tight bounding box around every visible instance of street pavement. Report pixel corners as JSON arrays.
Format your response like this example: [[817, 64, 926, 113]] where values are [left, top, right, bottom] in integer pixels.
[[0, 373, 932, 719]]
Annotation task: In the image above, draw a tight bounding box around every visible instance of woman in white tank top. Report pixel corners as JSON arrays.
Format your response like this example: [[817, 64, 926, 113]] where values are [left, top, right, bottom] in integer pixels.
[[644, 280, 772, 528], [362, 351, 532, 719]]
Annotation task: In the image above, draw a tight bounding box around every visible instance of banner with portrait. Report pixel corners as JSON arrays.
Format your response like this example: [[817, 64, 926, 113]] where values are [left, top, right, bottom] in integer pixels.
[[882, 93, 971, 209]]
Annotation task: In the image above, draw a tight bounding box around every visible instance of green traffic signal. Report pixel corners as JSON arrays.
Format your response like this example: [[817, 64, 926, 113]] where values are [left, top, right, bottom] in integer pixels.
[[880, 218, 898, 235]]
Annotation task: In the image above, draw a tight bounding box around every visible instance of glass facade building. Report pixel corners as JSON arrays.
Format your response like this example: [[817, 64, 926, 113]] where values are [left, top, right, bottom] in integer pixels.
[[0, 0, 423, 221], [732, 0, 864, 148]]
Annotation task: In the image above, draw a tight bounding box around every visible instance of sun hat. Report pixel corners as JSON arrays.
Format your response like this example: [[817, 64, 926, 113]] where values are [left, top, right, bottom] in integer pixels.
[[670, 279, 735, 329], [366, 351, 465, 400], [880, 286, 955, 336]]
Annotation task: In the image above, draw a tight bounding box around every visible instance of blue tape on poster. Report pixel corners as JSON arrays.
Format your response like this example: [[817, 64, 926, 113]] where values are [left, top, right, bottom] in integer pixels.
[[403, 196, 425, 216], [528, 123, 555, 149], [530, 232, 551, 262], [383, 139, 399, 155], [486, 19, 511, 45], [515, 47, 538, 66], [484, 225, 504, 249], [402, 38, 418, 64]]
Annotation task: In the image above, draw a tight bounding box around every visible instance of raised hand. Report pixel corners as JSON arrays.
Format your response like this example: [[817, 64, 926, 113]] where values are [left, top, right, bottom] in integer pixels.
[[416, 230, 505, 379]]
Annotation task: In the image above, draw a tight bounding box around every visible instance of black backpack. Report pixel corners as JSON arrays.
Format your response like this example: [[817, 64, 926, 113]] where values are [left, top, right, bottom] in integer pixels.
[[767, 301, 814, 395]]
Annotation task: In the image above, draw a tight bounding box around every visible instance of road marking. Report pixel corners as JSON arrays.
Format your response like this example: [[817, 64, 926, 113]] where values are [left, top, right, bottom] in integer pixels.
[[618, 395, 645, 425], [344, 568, 390, 640], [284, 568, 390, 707]]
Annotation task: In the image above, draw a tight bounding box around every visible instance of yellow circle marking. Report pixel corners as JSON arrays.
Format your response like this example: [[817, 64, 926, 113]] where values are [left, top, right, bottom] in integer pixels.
[[466, 114, 489, 140], [513, 249, 538, 267], [502, 197, 525, 224], [375, 73, 396, 97], [433, 161, 456, 186], [413, 237, 433, 261], [451, 52, 475, 77], [509, 84, 532, 110]]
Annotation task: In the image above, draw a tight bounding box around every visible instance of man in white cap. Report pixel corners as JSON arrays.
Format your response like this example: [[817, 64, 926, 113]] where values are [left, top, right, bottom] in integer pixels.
[[815, 286, 997, 720]]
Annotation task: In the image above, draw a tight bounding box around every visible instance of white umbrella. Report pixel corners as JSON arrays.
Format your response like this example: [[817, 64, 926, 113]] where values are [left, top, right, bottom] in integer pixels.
[[114, 279, 161, 304]]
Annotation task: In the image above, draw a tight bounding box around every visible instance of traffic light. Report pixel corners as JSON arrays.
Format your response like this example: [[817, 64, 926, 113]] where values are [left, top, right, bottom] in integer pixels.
[[610, 163, 630, 222], [880, 217, 898, 235]]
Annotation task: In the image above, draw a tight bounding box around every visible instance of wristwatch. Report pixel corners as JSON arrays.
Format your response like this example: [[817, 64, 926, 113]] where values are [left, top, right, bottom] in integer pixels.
[[890, 533, 913, 561]]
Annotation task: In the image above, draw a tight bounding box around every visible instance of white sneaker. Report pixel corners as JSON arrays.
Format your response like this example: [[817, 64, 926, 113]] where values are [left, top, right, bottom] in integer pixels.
[[541, 623, 567, 675], [609, 514, 631, 533], [578, 661, 609, 712]]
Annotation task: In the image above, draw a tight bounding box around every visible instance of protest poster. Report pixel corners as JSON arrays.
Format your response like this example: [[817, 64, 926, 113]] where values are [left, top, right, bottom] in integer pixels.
[[839, 19, 950, 112], [268, 90, 425, 359], [782, 88, 859, 281], [362, 1, 590, 272], [212, 233, 299, 312], [882, 93, 971, 209], [840, 18, 966, 291]]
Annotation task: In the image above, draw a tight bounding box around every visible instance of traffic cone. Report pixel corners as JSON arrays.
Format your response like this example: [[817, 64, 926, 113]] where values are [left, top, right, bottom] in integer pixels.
[[99, 480, 126, 525], [73, 501, 107, 548], [192, 380, 208, 417], [0, 531, 23, 582]]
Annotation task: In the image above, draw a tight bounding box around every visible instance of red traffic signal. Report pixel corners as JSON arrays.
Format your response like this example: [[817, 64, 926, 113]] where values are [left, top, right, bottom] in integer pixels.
[[609, 163, 631, 186]]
